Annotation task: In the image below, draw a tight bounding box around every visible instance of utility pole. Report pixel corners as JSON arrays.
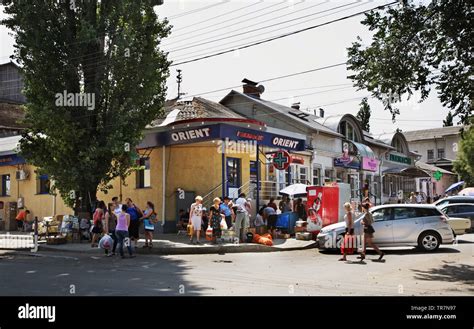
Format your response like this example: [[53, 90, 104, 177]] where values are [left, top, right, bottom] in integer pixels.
[[176, 69, 183, 99]]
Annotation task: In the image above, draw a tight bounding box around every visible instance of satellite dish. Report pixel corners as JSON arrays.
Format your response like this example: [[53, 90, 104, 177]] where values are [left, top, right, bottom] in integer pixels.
[[257, 85, 265, 93]]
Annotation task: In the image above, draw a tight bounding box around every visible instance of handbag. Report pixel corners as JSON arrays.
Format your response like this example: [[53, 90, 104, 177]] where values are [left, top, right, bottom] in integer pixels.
[[144, 219, 155, 231]]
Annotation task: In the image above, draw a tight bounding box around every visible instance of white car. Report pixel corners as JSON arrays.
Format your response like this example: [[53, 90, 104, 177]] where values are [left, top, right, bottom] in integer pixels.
[[446, 217, 471, 236], [317, 204, 455, 252]]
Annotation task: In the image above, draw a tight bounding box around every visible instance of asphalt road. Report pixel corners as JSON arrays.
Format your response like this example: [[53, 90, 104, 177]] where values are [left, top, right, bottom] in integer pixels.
[[0, 234, 472, 296]]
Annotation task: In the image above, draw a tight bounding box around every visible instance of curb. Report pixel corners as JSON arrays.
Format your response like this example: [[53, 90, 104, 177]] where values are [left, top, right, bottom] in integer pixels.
[[37, 241, 317, 255]]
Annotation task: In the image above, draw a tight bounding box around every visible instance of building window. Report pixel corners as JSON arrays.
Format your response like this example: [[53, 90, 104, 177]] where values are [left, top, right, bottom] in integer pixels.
[[136, 158, 151, 188], [393, 138, 404, 153], [427, 149, 434, 161], [324, 169, 333, 182], [339, 121, 359, 142], [437, 148, 445, 159], [1, 174, 10, 196], [299, 166, 308, 184], [313, 168, 321, 186], [37, 174, 50, 194]]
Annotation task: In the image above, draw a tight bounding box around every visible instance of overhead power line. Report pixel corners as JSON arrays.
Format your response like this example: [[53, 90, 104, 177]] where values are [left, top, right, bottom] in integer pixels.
[[167, 1, 230, 19], [170, 1, 398, 67]]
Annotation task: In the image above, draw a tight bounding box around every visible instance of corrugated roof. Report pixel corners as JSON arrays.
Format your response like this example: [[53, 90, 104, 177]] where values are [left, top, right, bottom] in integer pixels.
[[403, 126, 467, 141], [149, 97, 245, 128], [221, 90, 342, 137], [0, 134, 22, 155], [415, 161, 454, 174]]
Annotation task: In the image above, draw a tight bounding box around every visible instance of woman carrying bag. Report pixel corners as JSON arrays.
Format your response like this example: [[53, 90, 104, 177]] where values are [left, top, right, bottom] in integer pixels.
[[359, 203, 384, 261], [339, 202, 355, 262], [141, 201, 157, 249]]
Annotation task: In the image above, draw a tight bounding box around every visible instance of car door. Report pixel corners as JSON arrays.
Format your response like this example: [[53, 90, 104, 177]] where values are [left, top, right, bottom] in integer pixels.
[[370, 207, 393, 244], [391, 207, 423, 243], [456, 205, 474, 229]]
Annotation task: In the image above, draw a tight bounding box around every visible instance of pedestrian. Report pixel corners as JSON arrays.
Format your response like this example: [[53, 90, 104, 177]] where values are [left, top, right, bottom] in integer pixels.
[[15, 209, 30, 232], [267, 197, 278, 211], [140, 201, 157, 249], [339, 202, 355, 262], [409, 192, 416, 204], [177, 209, 189, 231], [209, 197, 225, 244], [426, 196, 432, 204], [263, 204, 278, 236], [415, 191, 422, 204], [125, 198, 142, 249], [255, 206, 265, 232], [91, 201, 107, 248], [359, 203, 384, 261], [115, 204, 134, 258], [111, 196, 122, 219], [279, 196, 292, 213], [219, 196, 234, 229], [189, 196, 204, 244], [294, 198, 307, 220], [104, 201, 117, 257], [234, 193, 250, 242]]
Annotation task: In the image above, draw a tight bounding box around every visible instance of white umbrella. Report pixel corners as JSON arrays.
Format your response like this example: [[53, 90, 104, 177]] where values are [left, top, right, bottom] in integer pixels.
[[279, 183, 308, 197]]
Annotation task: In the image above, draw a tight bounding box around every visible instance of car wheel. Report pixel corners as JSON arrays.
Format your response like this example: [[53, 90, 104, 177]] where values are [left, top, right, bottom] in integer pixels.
[[418, 231, 441, 252]]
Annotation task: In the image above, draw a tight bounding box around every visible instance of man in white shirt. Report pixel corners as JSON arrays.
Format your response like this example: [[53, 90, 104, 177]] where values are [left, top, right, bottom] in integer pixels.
[[234, 193, 250, 242]]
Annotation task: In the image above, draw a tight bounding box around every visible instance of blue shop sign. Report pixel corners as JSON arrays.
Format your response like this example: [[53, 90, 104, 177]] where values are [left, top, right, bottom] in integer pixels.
[[0, 154, 26, 166], [158, 123, 305, 151]]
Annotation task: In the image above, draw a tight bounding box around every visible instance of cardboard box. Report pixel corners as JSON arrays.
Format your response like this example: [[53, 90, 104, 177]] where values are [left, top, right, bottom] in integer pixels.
[[294, 226, 307, 233], [295, 232, 312, 241]]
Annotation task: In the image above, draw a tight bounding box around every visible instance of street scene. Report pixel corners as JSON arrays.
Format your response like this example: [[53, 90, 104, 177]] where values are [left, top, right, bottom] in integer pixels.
[[0, 0, 472, 313]]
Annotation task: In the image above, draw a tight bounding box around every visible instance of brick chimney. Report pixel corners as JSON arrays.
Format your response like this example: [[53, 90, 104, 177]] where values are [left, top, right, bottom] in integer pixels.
[[242, 78, 265, 98]]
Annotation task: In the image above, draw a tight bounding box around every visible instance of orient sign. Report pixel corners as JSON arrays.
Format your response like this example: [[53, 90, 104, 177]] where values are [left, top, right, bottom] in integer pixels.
[[273, 150, 291, 170]]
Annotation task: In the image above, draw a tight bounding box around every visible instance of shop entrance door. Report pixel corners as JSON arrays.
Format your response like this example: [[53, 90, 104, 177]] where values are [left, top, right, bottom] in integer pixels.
[[227, 157, 241, 198]]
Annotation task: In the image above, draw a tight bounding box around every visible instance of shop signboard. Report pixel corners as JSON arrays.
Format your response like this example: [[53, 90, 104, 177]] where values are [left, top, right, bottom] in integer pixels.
[[386, 153, 412, 165], [362, 157, 379, 172], [0, 154, 25, 166], [158, 123, 306, 151], [272, 150, 291, 170], [334, 141, 360, 170]]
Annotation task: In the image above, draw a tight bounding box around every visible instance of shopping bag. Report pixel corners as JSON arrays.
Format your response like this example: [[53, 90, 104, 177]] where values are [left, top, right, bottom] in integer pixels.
[[144, 219, 155, 231], [340, 234, 355, 255], [220, 218, 228, 230], [205, 225, 213, 241], [187, 224, 194, 237], [99, 234, 113, 250]]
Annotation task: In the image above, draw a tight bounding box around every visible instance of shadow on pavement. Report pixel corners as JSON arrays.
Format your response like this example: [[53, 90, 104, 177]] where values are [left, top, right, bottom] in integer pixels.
[[0, 250, 206, 296], [412, 261, 474, 292]]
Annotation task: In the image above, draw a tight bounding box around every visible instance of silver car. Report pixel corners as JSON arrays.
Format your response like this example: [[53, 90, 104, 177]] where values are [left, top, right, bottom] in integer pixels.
[[317, 204, 455, 252]]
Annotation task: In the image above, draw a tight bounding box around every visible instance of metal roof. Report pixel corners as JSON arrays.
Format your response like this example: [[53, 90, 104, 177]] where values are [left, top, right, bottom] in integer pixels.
[[415, 161, 454, 174], [148, 97, 246, 128], [0, 134, 22, 156], [221, 90, 342, 137], [403, 126, 467, 141]]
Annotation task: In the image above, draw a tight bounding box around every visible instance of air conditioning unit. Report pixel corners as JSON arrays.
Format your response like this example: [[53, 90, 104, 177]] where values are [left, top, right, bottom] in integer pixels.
[[16, 170, 29, 180]]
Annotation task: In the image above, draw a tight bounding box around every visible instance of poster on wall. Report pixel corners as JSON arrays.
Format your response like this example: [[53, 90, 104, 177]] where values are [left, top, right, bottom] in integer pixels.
[[334, 142, 360, 170]]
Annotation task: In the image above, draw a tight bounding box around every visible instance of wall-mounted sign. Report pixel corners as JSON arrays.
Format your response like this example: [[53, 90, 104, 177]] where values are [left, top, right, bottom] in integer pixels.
[[291, 155, 305, 165], [433, 170, 443, 181], [334, 142, 360, 169], [273, 150, 291, 170], [362, 157, 379, 172], [0, 154, 26, 167], [386, 153, 412, 165]]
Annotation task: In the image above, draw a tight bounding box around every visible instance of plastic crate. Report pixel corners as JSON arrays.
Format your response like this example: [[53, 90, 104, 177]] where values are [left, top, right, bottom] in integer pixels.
[[276, 212, 298, 234]]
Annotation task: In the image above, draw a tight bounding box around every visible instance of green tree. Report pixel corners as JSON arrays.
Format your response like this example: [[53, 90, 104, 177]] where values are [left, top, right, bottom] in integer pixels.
[[347, 0, 472, 123], [443, 111, 454, 127], [453, 121, 474, 186], [356, 97, 371, 132], [2, 0, 170, 212]]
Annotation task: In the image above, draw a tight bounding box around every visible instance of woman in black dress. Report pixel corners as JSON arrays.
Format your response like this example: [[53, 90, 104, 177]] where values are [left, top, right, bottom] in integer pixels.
[[209, 197, 225, 244]]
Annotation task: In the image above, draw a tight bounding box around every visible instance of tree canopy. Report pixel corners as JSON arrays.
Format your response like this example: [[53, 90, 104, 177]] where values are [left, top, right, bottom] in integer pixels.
[[453, 121, 474, 186], [2, 0, 171, 211], [443, 111, 454, 127], [347, 0, 472, 124]]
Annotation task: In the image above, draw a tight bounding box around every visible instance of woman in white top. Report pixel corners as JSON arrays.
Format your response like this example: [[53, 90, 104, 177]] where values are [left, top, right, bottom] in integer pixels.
[[339, 202, 355, 262], [189, 196, 203, 244]]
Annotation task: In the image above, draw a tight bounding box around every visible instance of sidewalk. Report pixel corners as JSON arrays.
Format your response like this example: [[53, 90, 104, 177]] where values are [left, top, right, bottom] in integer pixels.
[[37, 233, 317, 255]]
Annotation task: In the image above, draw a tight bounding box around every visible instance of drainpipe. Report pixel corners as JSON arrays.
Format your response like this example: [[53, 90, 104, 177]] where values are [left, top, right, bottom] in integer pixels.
[[379, 149, 390, 205], [256, 143, 260, 209], [221, 139, 226, 198], [162, 145, 166, 227]]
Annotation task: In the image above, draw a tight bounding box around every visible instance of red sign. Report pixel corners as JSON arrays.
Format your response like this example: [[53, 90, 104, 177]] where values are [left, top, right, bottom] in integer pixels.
[[291, 155, 305, 165], [273, 150, 291, 170]]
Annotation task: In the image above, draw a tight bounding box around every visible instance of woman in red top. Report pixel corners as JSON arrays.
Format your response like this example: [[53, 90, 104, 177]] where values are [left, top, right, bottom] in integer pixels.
[[91, 201, 108, 248]]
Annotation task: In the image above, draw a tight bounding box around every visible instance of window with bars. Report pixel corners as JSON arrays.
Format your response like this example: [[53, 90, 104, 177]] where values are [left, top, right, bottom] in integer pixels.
[[312, 168, 321, 186], [136, 158, 151, 188], [437, 148, 445, 159], [427, 149, 434, 161], [1, 174, 10, 196]]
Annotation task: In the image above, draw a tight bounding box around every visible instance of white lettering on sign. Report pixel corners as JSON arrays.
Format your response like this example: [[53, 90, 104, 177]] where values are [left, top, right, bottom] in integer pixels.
[[272, 137, 299, 149], [171, 128, 211, 142]]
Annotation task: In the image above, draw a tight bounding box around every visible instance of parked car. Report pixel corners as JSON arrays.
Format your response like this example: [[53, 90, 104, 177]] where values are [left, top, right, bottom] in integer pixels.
[[317, 204, 454, 252], [434, 196, 474, 207], [438, 203, 474, 233]]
